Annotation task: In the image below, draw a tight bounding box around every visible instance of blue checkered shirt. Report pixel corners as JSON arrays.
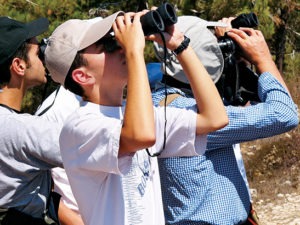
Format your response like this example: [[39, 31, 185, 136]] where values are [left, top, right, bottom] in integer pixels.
[[152, 72, 298, 225]]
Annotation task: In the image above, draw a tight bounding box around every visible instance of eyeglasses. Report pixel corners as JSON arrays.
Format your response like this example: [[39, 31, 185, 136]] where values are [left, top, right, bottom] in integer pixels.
[[97, 36, 121, 53]]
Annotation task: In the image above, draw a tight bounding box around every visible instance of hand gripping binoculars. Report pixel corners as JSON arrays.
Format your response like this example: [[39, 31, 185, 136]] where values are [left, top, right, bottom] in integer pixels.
[[140, 3, 178, 36]]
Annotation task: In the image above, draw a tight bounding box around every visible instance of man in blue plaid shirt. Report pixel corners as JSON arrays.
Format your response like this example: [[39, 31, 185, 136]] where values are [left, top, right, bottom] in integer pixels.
[[151, 16, 299, 224]]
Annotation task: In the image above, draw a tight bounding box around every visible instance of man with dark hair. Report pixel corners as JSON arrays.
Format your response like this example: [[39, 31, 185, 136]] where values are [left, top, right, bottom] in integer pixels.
[[43, 11, 228, 225], [0, 17, 62, 224]]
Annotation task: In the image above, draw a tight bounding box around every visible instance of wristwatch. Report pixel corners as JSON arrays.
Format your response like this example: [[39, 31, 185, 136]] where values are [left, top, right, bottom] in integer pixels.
[[172, 35, 190, 56]]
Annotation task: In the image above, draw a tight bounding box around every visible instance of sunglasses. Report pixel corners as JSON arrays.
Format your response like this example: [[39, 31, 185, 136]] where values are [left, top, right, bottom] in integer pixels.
[[97, 36, 121, 53]]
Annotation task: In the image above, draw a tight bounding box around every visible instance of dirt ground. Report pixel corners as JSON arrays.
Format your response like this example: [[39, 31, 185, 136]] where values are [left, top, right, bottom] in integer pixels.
[[241, 126, 300, 225]]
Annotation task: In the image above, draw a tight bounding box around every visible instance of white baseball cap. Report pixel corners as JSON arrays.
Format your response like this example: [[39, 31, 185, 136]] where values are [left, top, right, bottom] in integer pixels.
[[45, 11, 124, 85]]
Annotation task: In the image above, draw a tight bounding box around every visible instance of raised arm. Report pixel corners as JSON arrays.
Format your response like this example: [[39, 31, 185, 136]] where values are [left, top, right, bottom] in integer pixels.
[[176, 41, 228, 134], [113, 12, 156, 154], [148, 26, 228, 135]]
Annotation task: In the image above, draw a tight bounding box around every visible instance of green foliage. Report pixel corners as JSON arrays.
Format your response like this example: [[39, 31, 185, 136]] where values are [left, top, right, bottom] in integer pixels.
[[284, 52, 300, 80], [252, 0, 275, 40], [209, 0, 249, 19], [1, 0, 299, 113]]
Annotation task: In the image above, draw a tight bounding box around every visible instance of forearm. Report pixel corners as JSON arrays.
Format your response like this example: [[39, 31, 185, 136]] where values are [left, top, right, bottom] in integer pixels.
[[208, 73, 299, 150], [256, 59, 290, 94], [114, 12, 156, 154], [120, 52, 155, 153], [176, 46, 228, 134]]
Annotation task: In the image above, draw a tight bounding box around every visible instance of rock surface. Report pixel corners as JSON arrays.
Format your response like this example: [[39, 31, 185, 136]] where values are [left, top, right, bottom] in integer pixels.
[[253, 193, 300, 225]]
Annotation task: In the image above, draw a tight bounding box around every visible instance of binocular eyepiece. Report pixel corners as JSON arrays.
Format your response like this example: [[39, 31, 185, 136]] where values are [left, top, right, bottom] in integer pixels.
[[140, 3, 177, 36]]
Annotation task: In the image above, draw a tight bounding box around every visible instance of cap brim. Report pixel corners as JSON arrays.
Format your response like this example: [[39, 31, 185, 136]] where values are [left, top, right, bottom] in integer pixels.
[[79, 11, 124, 50], [25, 17, 49, 40]]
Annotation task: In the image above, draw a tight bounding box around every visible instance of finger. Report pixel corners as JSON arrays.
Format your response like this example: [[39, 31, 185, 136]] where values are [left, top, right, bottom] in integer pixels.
[[226, 28, 247, 42], [132, 11, 144, 22], [233, 28, 250, 40], [255, 29, 263, 37], [227, 17, 235, 24], [145, 33, 158, 41], [218, 18, 228, 23], [124, 12, 132, 25], [115, 15, 125, 30], [112, 21, 118, 33], [239, 27, 256, 36]]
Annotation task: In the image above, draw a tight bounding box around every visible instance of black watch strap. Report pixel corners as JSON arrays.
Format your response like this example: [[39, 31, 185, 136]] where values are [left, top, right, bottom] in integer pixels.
[[172, 35, 190, 56]]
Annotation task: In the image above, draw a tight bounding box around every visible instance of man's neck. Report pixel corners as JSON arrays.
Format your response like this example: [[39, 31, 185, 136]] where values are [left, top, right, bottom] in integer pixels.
[[84, 86, 124, 106], [0, 86, 24, 111]]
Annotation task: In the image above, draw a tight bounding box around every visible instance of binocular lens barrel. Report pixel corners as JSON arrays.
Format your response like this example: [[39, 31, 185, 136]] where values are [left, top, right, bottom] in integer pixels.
[[140, 3, 177, 36], [231, 12, 259, 28], [156, 3, 178, 27], [218, 38, 236, 54], [140, 10, 165, 36]]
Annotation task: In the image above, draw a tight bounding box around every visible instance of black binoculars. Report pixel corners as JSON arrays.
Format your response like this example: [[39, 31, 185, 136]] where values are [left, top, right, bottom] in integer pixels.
[[231, 12, 258, 29], [218, 12, 259, 55], [38, 3, 178, 65], [216, 13, 260, 106], [140, 3, 177, 36]]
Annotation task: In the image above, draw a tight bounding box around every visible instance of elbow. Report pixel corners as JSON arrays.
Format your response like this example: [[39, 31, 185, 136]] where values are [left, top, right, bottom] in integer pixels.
[[196, 113, 229, 135], [131, 134, 156, 152], [208, 107, 229, 131], [289, 115, 299, 129], [291, 108, 299, 128], [223, 116, 230, 128], [209, 114, 229, 132], [138, 132, 156, 149], [121, 131, 156, 154], [279, 111, 299, 131], [275, 104, 299, 130], [204, 115, 229, 134], [135, 126, 156, 147], [214, 115, 229, 130]]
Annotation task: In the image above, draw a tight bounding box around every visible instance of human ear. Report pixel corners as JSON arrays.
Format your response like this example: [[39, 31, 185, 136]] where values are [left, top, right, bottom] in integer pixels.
[[72, 68, 95, 86], [10, 58, 26, 76]]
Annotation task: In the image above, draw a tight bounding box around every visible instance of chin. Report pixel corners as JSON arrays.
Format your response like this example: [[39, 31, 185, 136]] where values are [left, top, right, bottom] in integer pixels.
[[34, 77, 47, 87], [42, 76, 48, 83]]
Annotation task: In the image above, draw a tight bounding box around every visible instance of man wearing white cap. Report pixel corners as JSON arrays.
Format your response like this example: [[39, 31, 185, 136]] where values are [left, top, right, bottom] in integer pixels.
[[152, 15, 298, 224], [34, 64, 165, 225], [44, 11, 228, 225]]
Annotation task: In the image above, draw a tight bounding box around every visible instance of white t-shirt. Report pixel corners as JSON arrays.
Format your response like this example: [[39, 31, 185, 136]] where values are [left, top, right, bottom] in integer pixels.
[[35, 86, 83, 212], [60, 102, 207, 225]]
